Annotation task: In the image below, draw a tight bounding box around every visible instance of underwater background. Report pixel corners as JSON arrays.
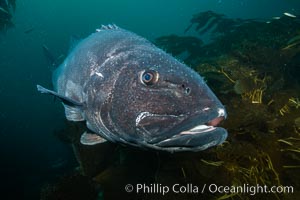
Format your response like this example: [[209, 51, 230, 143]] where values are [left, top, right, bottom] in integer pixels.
[[1, 0, 300, 199]]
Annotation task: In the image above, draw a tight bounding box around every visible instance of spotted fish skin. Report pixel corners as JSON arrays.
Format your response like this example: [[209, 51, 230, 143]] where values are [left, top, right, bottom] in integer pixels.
[[38, 25, 228, 152]]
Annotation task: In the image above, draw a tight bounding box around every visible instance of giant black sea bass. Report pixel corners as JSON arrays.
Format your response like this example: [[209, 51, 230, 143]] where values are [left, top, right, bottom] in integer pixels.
[[37, 25, 228, 152]]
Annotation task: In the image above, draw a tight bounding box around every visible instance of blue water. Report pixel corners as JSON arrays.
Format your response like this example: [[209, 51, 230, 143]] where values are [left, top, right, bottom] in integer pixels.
[[1, 0, 300, 199]]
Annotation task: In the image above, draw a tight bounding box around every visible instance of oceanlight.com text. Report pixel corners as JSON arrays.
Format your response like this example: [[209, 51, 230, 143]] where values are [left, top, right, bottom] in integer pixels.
[[124, 183, 294, 196]]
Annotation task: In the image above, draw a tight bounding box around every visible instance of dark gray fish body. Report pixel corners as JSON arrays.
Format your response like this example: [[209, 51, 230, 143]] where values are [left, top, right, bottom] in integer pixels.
[[38, 25, 227, 152]]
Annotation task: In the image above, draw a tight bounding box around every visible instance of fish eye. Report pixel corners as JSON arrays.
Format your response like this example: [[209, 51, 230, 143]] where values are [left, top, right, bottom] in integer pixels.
[[141, 70, 159, 85]]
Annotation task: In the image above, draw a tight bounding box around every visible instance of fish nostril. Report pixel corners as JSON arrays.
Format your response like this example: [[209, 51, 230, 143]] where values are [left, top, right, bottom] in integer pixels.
[[185, 87, 191, 95], [181, 84, 191, 95]]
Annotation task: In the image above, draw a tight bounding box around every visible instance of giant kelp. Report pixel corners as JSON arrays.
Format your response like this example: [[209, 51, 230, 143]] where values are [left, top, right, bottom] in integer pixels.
[[155, 35, 203, 65], [42, 11, 300, 200], [184, 10, 255, 37]]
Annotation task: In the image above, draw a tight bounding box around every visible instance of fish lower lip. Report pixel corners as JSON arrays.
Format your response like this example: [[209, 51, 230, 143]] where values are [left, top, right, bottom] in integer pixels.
[[180, 124, 216, 135], [156, 124, 227, 151]]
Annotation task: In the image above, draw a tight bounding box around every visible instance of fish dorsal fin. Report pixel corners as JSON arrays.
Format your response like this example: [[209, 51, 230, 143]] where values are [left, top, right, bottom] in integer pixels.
[[37, 85, 83, 107], [95, 24, 119, 32], [80, 131, 107, 145]]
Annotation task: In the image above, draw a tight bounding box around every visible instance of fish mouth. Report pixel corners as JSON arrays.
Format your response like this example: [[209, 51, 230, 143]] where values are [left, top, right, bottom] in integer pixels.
[[135, 108, 227, 152], [180, 116, 225, 135], [153, 109, 228, 152]]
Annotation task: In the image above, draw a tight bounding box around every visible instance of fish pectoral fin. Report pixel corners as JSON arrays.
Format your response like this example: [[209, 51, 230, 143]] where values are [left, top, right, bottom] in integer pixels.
[[80, 131, 107, 145], [36, 84, 83, 107], [64, 105, 84, 121]]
